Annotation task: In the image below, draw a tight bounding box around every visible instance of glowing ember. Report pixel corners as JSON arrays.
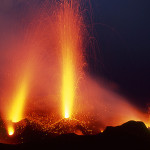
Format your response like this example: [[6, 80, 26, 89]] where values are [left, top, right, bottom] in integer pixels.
[[8, 125, 14, 136]]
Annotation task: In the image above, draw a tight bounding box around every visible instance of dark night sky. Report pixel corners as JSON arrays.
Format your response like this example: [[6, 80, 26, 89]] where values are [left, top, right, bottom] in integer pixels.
[[0, 0, 150, 109], [89, 0, 150, 108]]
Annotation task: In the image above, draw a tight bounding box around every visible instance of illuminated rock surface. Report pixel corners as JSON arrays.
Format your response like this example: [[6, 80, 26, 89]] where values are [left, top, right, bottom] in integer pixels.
[[0, 120, 150, 150], [48, 118, 91, 135]]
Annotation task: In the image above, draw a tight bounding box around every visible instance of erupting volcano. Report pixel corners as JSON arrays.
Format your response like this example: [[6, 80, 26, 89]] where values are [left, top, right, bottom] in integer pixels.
[[0, 0, 150, 149], [1, 0, 87, 139]]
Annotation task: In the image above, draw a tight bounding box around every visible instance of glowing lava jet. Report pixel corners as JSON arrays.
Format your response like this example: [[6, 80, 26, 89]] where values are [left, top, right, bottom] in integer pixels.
[[7, 82, 27, 136], [8, 79, 28, 123], [58, 1, 84, 119], [7, 125, 14, 136], [7, 77, 29, 135], [6, 54, 34, 136]]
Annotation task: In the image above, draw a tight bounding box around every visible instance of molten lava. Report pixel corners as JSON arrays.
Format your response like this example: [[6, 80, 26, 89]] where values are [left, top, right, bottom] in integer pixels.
[[8, 81, 27, 123], [6, 72, 30, 135], [0, 0, 150, 144], [6, 48, 35, 134], [8, 125, 14, 136], [58, 1, 84, 118]]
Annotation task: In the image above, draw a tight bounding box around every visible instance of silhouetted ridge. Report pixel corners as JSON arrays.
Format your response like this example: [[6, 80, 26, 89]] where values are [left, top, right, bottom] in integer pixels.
[[0, 120, 150, 150], [103, 120, 149, 138]]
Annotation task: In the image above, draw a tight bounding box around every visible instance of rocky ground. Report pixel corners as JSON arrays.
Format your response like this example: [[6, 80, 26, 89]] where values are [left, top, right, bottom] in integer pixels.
[[0, 119, 150, 150]]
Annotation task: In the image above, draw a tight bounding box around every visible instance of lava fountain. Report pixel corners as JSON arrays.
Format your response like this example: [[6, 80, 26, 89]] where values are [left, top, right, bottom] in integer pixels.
[[6, 56, 34, 135], [2, 34, 37, 136], [7, 125, 14, 136], [0, 0, 150, 143], [8, 76, 28, 123], [57, 0, 85, 119]]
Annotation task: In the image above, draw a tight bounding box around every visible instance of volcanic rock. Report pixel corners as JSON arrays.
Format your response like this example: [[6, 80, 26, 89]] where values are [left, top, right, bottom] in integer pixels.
[[0, 120, 150, 150], [103, 120, 149, 138]]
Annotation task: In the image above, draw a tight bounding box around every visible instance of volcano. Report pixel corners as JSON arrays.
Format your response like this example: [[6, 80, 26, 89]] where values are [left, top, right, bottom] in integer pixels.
[[0, 116, 92, 144]]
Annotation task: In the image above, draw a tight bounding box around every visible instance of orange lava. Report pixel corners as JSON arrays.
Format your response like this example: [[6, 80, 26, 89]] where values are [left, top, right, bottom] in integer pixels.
[[0, 0, 149, 141], [7, 125, 14, 136], [57, 0, 85, 118]]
